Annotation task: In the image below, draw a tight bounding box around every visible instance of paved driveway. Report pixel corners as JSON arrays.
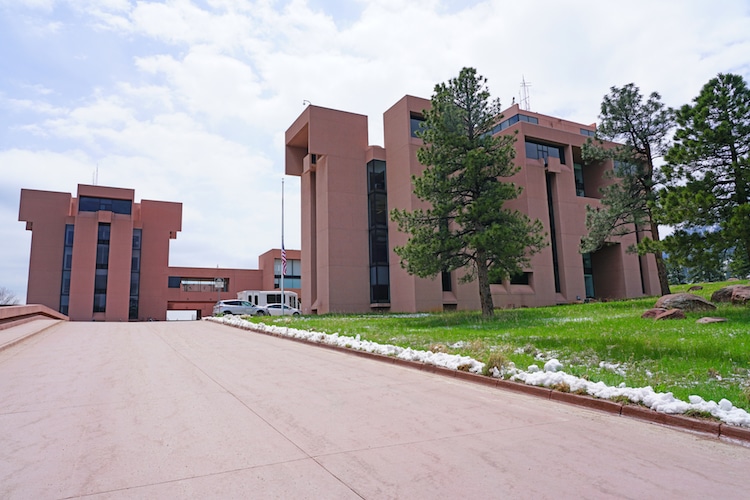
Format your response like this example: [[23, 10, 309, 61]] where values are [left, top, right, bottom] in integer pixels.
[[1, 320, 748, 499]]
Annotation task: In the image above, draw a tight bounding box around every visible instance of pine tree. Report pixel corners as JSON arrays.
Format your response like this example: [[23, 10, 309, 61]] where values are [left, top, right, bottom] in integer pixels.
[[661, 73, 750, 279], [391, 68, 546, 317], [581, 83, 673, 295]]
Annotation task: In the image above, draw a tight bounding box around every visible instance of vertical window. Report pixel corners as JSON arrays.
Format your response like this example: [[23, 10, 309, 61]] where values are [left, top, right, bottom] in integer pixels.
[[441, 271, 452, 292], [93, 223, 110, 313], [546, 173, 561, 293], [367, 159, 390, 303], [59, 224, 74, 315], [582, 252, 595, 298], [129, 229, 141, 320], [574, 163, 585, 197], [410, 113, 425, 138]]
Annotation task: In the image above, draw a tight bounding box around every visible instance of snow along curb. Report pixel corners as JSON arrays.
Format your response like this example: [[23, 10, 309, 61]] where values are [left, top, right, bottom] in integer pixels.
[[206, 316, 750, 445]]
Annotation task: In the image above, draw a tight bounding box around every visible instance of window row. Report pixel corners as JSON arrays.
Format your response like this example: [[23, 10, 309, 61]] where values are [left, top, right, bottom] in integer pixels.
[[489, 113, 539, 136], [168, 276, 229, 292], [79, 196, 132, 215], [525, 139, 566, 164]]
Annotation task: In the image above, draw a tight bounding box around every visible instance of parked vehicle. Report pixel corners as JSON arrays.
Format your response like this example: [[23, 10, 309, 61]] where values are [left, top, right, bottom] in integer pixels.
[[213, 300, 267, 316], [236, 290, 300, 309], [263, 303, 301, 316]]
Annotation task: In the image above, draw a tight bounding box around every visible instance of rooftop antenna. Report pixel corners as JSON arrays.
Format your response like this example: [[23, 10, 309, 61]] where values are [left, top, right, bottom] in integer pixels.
[[520, 75, 532, 111], [302, 100, 311, 106], [93, 163, 99, 185]]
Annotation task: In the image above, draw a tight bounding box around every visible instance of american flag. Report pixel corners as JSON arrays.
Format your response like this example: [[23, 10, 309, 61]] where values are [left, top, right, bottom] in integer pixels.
[[281, 245, 287, 276]]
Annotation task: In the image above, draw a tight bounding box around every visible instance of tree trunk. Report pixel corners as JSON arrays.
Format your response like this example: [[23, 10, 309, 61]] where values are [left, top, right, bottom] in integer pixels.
[[475, 255, 494, 317], [650, 220, 671, 296]]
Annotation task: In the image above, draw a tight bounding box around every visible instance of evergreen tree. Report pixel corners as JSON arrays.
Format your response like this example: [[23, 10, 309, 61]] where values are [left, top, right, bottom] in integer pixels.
[[581, 83, 673, 295], [391, 67, 546, 317], [662, 73, 750, 279]]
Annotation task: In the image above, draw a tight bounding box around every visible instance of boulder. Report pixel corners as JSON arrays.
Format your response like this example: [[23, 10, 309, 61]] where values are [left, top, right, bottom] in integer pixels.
[[711, 285, 750, 303], [687, 285, 703, 291], [696, 317, 728, 324], [642, 308, 668, 319], [655, 309, 686, 320], [732, 287, 750, 305], [654, 293, 716, 312]]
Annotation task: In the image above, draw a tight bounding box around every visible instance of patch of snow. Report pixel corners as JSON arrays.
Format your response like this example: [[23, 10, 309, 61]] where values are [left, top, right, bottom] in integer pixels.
[[599, 361, 627, 376], [544, 358, 563, 372], [206, 316, 750, 428]]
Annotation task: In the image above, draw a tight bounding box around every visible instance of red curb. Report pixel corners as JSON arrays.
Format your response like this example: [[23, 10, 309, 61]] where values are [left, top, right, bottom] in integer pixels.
[[496, 379, 552, 399], [662, 414, 722, 436], [390, 356, 423, 370], [719, 423, 750, 442], [454, 369, 499, 388], [621, 404, 670, 424], [549, 391, 624, 414]]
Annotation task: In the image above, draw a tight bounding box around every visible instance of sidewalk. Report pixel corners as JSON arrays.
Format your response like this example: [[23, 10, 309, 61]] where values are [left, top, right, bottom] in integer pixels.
[[1, 320, 749, 498]]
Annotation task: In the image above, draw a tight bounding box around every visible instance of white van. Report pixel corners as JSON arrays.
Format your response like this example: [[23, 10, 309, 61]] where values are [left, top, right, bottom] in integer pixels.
[[236, 290, 299, 309]]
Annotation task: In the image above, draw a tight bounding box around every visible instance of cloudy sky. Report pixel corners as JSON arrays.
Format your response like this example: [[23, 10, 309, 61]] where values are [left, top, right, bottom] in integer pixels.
[[2, 0, 749, 303]]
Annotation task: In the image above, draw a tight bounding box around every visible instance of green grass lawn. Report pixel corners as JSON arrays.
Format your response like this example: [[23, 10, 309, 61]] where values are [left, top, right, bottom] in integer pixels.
[[249, 280, 750, 411]]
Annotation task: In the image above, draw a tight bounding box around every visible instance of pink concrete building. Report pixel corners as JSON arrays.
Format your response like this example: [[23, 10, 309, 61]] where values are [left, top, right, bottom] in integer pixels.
[[285, 97, 660, 314], [19, 185, 300, 321]]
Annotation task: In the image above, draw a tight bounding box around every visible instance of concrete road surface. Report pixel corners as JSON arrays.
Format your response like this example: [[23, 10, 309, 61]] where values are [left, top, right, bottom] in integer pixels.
[[1, 320, 748, 499]]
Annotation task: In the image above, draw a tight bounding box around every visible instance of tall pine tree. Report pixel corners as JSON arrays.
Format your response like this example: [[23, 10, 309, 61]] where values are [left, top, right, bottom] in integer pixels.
[[391, 68, 546, 317], [581, 83, 673, 295], [661, 73, 750, 279]]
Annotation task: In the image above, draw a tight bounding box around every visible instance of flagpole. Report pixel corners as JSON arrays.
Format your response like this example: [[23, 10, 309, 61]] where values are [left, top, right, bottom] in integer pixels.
[[281, 178, 285, 315]]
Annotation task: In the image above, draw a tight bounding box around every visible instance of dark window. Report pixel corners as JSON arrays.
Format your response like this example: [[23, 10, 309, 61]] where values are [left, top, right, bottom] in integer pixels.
[[580, 128, 595, 137], [488, 114, 539, 136], [79, 196, 132, 215], [95, 244, 110, 268], [64, 224, 75, 246], [93, 293, 107, 313], [574, 163, 585, 197], [130, 273, 140, 296], [97, 223, 111, 243], [267, 294, 281, 304], [410, 113, 426, 138], [583, 253, 595, 298], [93, 223, 110, 313], [367, 159, 390, 303], [129, 229, 141, 320], [368, 160, 386, 192], [369, 229, 389, 265], [546, 173, 561, 293], [94, 270, 108, 293], [510, 272, 531, 285], [62, 246, 73, 270], [441, 271, 452, 292], [59, 224, 74, 315], [168, 276, 181, 288], [525, 139, 566, 165], [369, 194, 388, 227], [60, 270, 71, 295], [131, 250, 140, 272], [60, 295, 69, 316]]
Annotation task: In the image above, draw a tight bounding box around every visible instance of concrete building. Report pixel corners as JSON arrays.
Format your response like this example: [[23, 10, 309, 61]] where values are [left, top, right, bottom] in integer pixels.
[[18, 184, 300, 321], [285, 96, 660, 314]]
